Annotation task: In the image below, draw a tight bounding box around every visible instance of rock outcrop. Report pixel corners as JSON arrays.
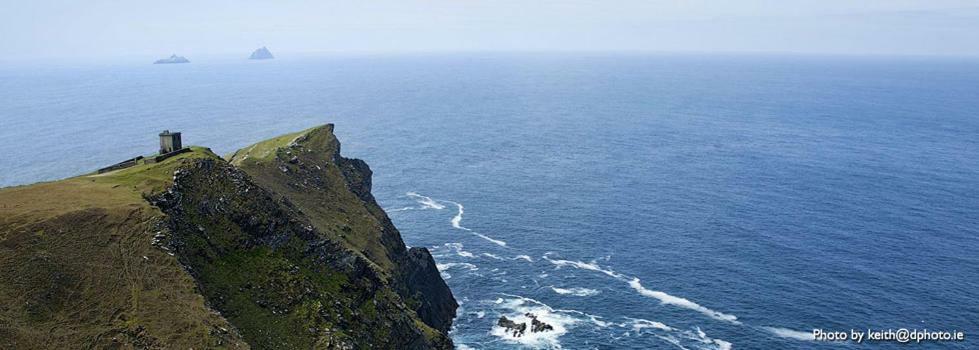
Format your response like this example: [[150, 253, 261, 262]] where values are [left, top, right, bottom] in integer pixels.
[[497, 316, 528, 337], [227, 124, 458, 337], [497, 313, 554, 338]]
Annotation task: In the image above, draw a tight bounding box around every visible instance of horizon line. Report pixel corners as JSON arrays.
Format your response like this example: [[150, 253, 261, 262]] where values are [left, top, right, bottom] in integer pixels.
[[3, 49, 979, 66]]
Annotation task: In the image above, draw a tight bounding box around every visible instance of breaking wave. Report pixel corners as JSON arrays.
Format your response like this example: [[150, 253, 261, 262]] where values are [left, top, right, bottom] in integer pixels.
[[435, 261, 478, 280], [763, 327, 815, 341], [406, 192, 446, 209], [436, 262, 479, 271], [405, 192, 508, 247], [628, 278, 740, 324], [489, 294, 734, 350], [550, 286, 600, 297], [622, 318, 732, 350], [472, 232, 507, 247], [383, 206, 416, 212], [482, 252, 504, 260], [544, 254, 740, 325], [443, 242, 476, 258], [443, 200, 508, 247], [543, 255, 624, 279], [515, 255, 534, 262], [396, 193, 785, 347], [446, 200, 466, 229], [490, 295, 607, 349]]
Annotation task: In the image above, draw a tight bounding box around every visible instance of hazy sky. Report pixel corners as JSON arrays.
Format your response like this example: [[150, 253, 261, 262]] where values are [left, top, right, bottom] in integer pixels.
[[3, 0, 979, 59]]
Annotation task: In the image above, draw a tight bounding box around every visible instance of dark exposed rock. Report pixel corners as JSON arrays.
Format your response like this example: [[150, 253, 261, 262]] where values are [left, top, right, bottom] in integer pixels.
[[398, 247, 457, 333], [529, 313, 554, 333], [145, 125, 456, 349], [497, 314, 554, 338], [497, 316, 527, 337], [229, 124, 458, 340]]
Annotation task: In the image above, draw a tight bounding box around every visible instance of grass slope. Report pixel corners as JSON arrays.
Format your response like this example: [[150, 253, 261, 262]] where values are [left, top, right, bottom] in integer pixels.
[[0, 147, 246, 349]]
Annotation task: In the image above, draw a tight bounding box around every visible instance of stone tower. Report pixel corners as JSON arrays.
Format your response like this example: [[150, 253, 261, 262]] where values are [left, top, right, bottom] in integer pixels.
[[159, 130, 182, 154]]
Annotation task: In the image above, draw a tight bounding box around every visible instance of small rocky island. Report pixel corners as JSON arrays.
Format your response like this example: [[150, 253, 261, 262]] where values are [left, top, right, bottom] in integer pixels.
[[153, 54, 190, 64], [497, 313, 554, 337], [249, 46, 274, 60]]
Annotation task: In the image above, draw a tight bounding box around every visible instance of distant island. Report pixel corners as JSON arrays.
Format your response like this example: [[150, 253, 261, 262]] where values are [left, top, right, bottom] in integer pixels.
[[249, 46, 274, 60], [153, 54, 190, 64]]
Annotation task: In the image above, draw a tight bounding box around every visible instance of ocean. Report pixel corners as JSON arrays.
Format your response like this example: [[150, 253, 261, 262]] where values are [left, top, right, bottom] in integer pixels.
[[1, 53, 977, 349]]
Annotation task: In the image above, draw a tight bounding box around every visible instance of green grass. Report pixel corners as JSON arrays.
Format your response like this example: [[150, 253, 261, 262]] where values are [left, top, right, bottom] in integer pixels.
[[227, 126, 325, 166], [0, 177, 247, 349], [89, 146, 221, 195], [195, 245, 350, 348]]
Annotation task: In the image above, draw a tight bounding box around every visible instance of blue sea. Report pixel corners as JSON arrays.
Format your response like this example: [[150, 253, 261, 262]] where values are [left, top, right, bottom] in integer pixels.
[[1, 53, 977, 349]]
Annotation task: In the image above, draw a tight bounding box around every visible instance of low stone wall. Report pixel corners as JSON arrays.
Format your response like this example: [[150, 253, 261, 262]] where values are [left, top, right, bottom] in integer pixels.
[[97, 156, 144, 174], [97, 148, 190, 174], [145, 147, 191, 164]]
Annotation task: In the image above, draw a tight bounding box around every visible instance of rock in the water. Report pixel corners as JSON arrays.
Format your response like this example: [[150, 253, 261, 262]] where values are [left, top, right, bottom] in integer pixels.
[[529, 313, 554, 333], [153, 54, 190, 64], [497, 316, 527, 337], [497, 314, 554, 338], [249, 46, 274, 60]]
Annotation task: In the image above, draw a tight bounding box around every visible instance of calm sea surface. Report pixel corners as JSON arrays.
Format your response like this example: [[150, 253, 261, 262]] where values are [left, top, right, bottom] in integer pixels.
[[1, 54, 977, 349]]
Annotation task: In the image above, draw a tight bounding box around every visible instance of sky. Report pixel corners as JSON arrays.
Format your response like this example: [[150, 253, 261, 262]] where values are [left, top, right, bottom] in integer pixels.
[[2, 0, 979, 60]]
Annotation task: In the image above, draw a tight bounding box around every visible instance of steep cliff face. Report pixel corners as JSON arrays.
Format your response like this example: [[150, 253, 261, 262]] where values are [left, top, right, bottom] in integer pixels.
[[227, 125, 458, 336], [0, 125, 456, 349]]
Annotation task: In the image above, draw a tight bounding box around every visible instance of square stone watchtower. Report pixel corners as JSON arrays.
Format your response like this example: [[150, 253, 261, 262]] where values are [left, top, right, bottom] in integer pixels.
[[159, 130, 182, 154]]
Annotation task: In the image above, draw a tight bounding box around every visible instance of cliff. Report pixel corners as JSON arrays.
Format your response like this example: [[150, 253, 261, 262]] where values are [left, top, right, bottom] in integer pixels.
[[0, 125, 457, 349]]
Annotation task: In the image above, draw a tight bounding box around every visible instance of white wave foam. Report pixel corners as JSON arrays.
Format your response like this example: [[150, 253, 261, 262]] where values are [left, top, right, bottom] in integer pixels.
[[543, 254, 740, 326], [482, 252, 504, 260], [444, 243, 476, 258], [436, 200, 469, 230], [623, 319, 732, 350], [436, 262, 478, 271], [444, 200, 508, 246], [436, 261, 478, 280], [514, 255, 534, 262], [553, 307, 611, 328], [413, 193, 508, 247], [628, 278, 740, 324], [543, 256, 624, 279], [714, 339, 733, 350], [550, 286, 600, 297], [383, 206, 416, 212], [406, 192, 446, 209], [654, 334, 684, 349], [763, 327, 815, 341], [472, 231, 507, 247], [626, 318, 673, 332]]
